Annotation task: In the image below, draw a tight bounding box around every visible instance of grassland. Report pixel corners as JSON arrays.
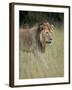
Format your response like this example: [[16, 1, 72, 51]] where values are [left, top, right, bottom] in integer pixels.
[[19, 26, 64, 79]]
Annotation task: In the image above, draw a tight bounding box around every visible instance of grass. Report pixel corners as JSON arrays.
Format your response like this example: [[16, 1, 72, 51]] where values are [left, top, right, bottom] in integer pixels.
[[19, 26, 64, 79]]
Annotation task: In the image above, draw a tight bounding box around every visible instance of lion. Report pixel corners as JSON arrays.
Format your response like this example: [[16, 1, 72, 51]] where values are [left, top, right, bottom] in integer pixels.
[[19, 21, 54, 52]]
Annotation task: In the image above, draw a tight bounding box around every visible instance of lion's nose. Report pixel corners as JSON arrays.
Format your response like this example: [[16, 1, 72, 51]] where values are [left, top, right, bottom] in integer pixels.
[[46, 32, 52, 40], [49, 37, 52, 40], [46, 32, 48, 34]]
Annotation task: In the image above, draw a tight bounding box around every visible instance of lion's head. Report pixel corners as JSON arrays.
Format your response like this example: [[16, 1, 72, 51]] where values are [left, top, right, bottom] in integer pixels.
[[38, 22, 54, 51]]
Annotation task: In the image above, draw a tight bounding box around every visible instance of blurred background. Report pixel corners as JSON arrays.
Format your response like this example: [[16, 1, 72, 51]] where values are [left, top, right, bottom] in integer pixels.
[[19, 11, 64, 28]]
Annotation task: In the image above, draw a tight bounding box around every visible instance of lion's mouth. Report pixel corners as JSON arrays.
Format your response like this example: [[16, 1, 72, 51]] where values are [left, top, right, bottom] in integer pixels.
[[46, 40, 52, 44]]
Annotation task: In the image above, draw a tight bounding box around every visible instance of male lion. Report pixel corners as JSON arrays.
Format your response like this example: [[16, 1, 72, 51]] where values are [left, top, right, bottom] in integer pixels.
[[19, 21, 54, 52], [38, 22, 54, 51]]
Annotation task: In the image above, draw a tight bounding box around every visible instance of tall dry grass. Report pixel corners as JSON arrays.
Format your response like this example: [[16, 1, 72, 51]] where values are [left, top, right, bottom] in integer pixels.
[[19, 26, 64, 79]]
